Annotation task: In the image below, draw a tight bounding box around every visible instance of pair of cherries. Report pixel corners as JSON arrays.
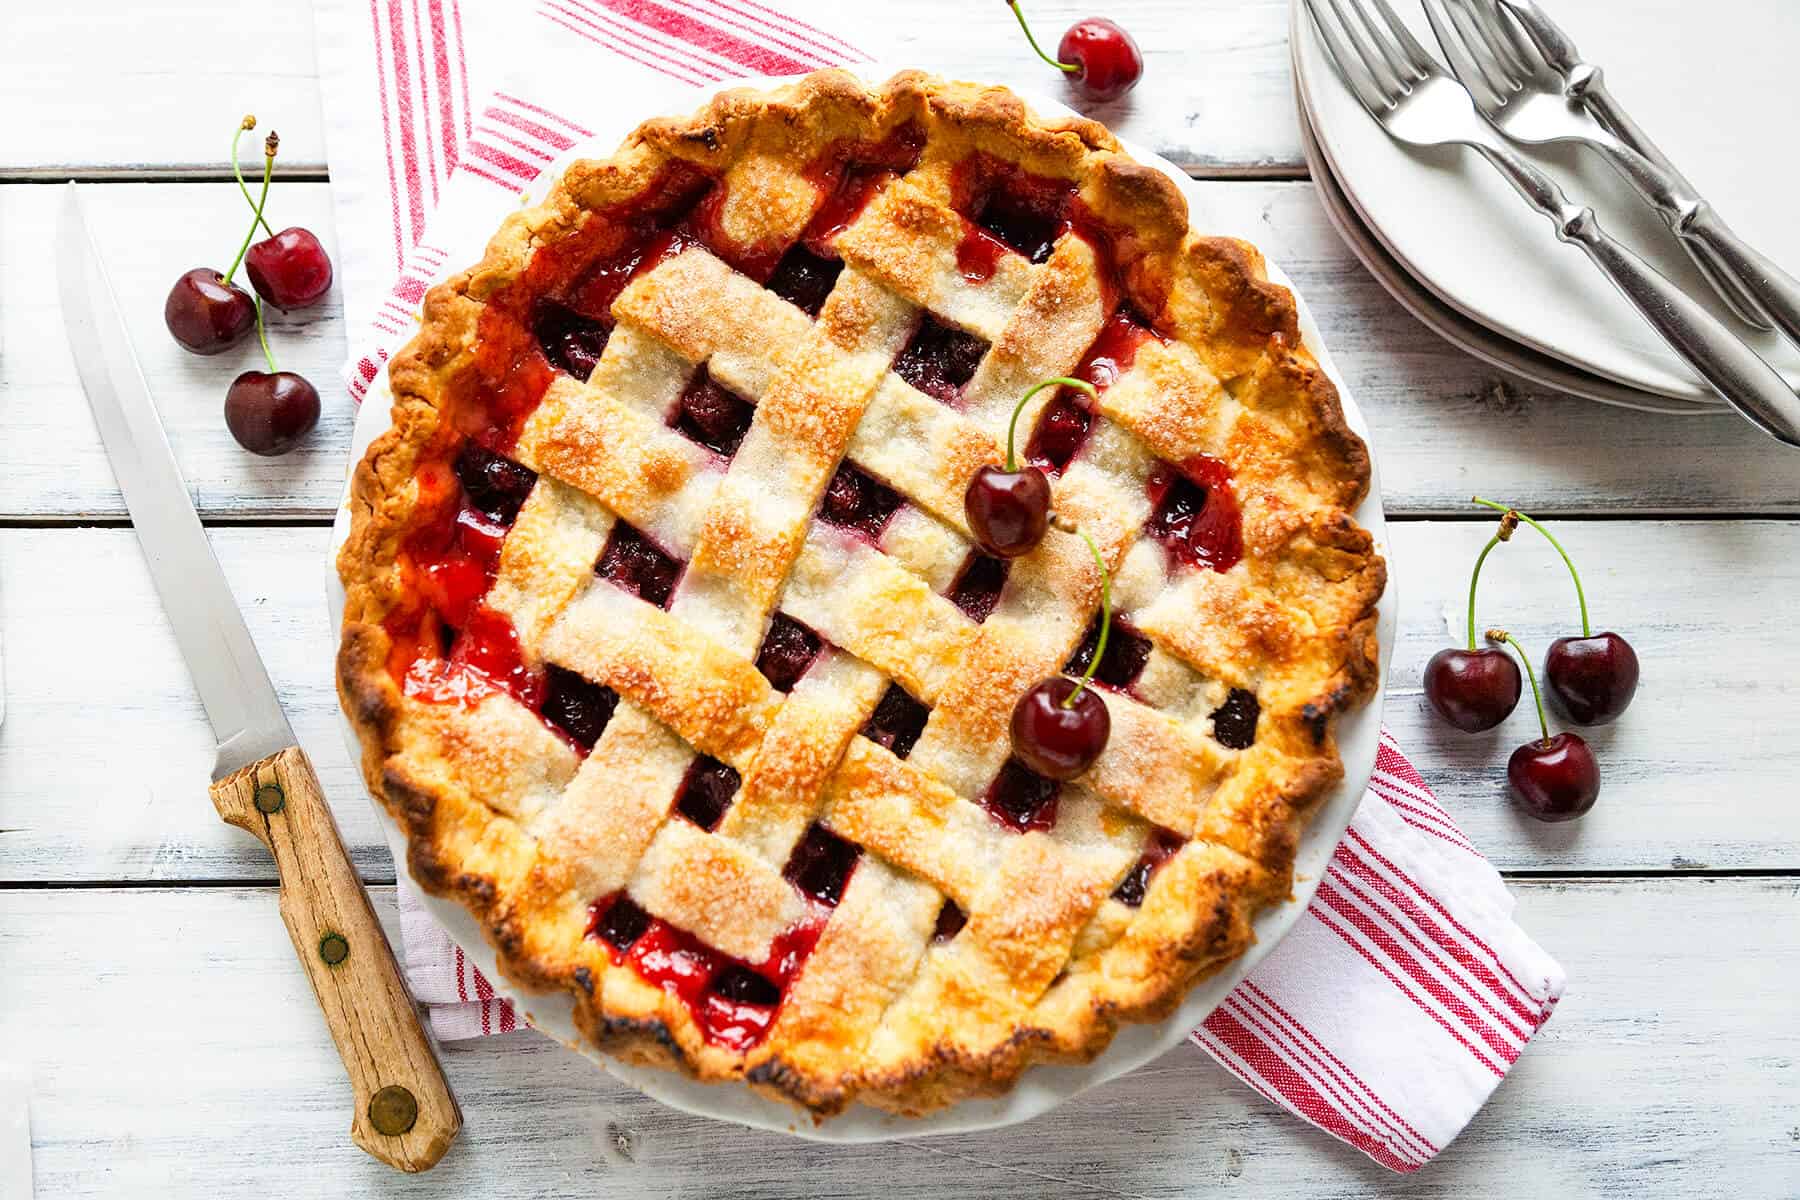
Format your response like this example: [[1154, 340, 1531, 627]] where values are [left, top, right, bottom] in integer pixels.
[[163, 117, 332, 456], [1424, 500, 1640, 822], [966, 378, 1116, 780], [1006, 1, 1143, 102]]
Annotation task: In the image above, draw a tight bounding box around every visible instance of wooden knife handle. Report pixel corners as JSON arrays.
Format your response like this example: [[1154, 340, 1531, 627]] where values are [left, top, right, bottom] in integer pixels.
[[211, 746, 462, 1172]]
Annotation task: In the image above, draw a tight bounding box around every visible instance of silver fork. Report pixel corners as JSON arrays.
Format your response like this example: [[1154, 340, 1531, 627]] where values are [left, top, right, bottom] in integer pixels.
[[1301, 0, 1800, 446], [1428, 0, 1800, 343]]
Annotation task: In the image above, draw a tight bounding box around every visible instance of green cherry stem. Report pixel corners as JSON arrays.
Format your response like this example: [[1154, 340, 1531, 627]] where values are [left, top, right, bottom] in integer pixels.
[[223, 132, 277, 285], [253, 297, 277, 374], [1005, 377, 1095, 471], [1006, 1, 1080, 73], [1063, 528, 1111, 708], [1463, 507, 1517, 650], [231, 116, 275, 238], [1488, 628, 1550, 746], [1472, 496, 1591, 637]]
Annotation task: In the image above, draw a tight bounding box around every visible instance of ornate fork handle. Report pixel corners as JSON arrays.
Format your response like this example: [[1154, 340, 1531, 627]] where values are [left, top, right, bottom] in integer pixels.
[[1503, 1, 1800, 337], [1559, 71, 1800, 348], [1471, 138, 1800, 446]]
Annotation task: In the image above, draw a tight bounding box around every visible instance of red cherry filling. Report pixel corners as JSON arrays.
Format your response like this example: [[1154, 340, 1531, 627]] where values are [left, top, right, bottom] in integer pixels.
[[965, 464, 1052, 559], [755, 613, 824, 692], [1025, 390, 1094, 474], [595, 522, 682, 608], [1075, 310, 1162, 391], [975, 191, 1068, 265], [586, 891, 826, 1051], [892, 316, 988, 404], [1057, 19, 1144, 101], [633, 915, 822, 1051], [946, 552, 1010, 623], [588, 892, 652, 951], [674, 756, 741, 831], [1145, 457, 1243, 573], [981, 757, 1062, 832], [541, 664, 619, 752], [244, 226, 334, 310], [800, 164, 897, 256], [671, 365, 753, 457], [955, 224, 1011, 284], [710, 965, 781, 1006], [1009, 676, 1111, 781], [563, 228, 700, 322], [403, 486, 508, 631], [453, 442, 537, 524], [818, 462, 902, 541], [932, 900, 968, 943], [1208, 687, 1261, 750], [1065, 617, 1151, 691], [782, 822, 861, 907], [406, 605, 543, 709], [766, 243, 844, 317], [530, 298, 611, 382], [861, 684, 931, 759], [1110, 827, 1184, 907]]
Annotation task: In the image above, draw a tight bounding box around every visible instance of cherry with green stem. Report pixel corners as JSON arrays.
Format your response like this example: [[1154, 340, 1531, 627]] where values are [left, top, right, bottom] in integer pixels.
[[1004, 1, 1143, 102], [233, 125, 335, 311], [1423, 508, 1522, 732], [1010, 528, 1112, 780], [1488, 628, 1601, 822], [163, 121, 275, 354], [965, 377, 1095, 559], [1472, 497, 1639, 726], [226, 297, 321, 456]]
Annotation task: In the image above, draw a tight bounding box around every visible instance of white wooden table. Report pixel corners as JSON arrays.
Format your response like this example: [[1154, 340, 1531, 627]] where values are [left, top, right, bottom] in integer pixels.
[[3, 2, 1797, 1195]]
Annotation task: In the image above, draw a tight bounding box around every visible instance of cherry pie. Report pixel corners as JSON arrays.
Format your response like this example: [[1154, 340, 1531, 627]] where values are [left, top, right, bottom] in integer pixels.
[[338, 70, 1384, 1118]]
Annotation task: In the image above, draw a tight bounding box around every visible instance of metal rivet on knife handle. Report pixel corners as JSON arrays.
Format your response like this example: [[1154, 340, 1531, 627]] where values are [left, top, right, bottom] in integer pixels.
[[318, 932, 351, 966], [254, 782, 285, 814], [369, 1085, 420, 1136]]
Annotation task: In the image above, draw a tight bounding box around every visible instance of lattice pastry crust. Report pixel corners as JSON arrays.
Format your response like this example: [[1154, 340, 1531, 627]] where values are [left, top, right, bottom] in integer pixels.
[[337, 69, 1385, 1118]]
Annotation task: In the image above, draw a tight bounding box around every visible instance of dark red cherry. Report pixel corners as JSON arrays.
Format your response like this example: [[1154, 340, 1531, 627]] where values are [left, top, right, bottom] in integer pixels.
[[1057, 19, 1143, 101], [1010, 676, 1110, 781], [244, 227, 334, 310], [965, 463, 1051, 558], [165, 268, 256, 355], [1507, 732, 1600, 822], [1544, 632, 1639, 726], [1423, 647, 1521, 732], [224, 370, 320, 456]]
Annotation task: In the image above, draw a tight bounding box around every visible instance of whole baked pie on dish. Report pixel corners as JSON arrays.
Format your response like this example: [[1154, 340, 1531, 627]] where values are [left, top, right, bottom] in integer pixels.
[[337, 69, 1385, 1119]]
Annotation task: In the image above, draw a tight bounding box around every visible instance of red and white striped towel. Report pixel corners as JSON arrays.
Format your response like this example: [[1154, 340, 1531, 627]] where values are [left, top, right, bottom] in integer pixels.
[[312, 0, 1564, 1171]]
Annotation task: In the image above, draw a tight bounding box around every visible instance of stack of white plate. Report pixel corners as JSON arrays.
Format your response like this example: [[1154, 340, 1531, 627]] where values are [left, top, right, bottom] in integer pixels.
[[1290, 0, 1800, 414]]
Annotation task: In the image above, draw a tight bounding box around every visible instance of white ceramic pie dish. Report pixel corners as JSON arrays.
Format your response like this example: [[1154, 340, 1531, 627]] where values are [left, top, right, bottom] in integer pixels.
[[325, 67, 1395, 1142]]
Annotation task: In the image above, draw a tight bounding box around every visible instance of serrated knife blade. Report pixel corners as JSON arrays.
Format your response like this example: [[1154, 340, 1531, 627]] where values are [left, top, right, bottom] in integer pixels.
[[56, 183, 295, 779]]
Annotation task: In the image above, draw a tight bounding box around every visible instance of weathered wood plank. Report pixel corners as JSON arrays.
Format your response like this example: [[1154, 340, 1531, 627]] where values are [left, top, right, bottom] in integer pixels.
[[0, 0, 1306, 178], [1, 0, 328, 176], [3, 878, 1793, 1196], [8, 181, 1798, 522], [1, 521, 1795, 883], [3, 184, 351, 521]]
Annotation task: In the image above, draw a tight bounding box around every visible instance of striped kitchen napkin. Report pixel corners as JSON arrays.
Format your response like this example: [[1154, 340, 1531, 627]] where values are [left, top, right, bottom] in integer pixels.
[[312, 0, 1565, 1170]]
